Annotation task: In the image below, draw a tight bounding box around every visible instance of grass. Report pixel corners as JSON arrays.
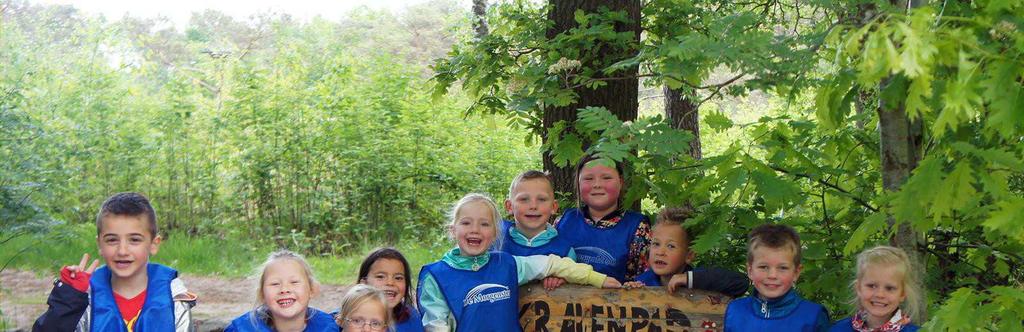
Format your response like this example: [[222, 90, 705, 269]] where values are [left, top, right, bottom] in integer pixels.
[[0, 223, 450, 285], [308, 240, 449, 285]]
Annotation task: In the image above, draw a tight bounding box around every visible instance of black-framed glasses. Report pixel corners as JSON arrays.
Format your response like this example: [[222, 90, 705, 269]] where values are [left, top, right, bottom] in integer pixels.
[[344, 317, 387, 331]]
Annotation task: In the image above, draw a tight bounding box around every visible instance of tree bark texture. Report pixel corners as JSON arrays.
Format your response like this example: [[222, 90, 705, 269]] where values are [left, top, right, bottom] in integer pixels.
[[542, 0, 641, 197], [664, 86, 701, 159], [879, 0, 928, 322], [472, 0, 489, 38], [878, 76, 926, 321]]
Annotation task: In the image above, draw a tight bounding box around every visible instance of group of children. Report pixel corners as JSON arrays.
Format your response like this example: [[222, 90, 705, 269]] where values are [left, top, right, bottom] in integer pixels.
[[32, 156, 923, 332]]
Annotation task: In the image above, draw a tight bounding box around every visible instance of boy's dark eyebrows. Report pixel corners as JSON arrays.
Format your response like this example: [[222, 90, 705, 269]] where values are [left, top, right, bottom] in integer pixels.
[[100, 232, 148, 238]]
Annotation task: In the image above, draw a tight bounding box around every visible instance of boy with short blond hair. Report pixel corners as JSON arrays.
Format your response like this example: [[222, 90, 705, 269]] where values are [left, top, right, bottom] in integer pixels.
[[498, 170, 578, 290], [623, 207, 748, 297], [724, 223, 829, 331], [33, 192, 196, 332], [499, 170, 576, 260]]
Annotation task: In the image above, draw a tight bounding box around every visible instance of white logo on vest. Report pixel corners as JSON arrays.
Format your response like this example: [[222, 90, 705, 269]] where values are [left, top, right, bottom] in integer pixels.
[[575, 246, 617, 266], [463, 283, 511, 307]]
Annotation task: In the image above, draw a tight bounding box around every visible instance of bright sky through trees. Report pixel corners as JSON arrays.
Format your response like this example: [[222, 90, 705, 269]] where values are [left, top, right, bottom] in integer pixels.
[[34, 0, 462, 29]]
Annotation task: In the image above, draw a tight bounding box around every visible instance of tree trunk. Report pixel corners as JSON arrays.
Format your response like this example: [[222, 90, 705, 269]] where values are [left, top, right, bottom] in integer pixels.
[[664, 86, 701, 159], [854, 90, 869, 130], [877, 78, 925, 319], [542, 0, 641, 197], [472, 0, 489, 38], [878, 0, 927, 318]]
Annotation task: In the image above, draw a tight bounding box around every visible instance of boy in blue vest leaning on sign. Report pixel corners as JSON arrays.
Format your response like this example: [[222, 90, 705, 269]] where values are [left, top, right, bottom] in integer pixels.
[[33, 192, 196, 332], [417, 193, 621, 332], [499, 170, 578, 290], [623, 207, 748, 298], [724, 223, 829, 332]]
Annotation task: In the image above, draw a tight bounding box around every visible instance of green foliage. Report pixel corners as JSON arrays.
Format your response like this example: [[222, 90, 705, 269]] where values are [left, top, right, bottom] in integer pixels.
[[440, 0, 1024, 327], [0, 1, 536, 261], [0, 223, 265, 278], [0, 222, 448, 284]]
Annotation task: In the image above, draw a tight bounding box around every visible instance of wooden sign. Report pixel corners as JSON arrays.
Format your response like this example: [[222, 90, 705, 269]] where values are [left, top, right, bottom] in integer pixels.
[[518, 283, 730, 332]]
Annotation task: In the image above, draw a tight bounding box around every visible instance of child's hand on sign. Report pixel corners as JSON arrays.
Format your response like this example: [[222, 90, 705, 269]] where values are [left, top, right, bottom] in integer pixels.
[[622, 281, 645, 289], [60, 253, 100, 293], [542, 276, 566, 291], [601, 277, 622, 289], [666, 273, 689, 293]]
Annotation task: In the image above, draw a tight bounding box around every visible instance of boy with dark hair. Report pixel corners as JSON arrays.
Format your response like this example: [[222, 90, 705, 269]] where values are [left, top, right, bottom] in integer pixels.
[[33, 192, 196, 332], [623, 207, 748, 298], [724, 223, 829, 331]]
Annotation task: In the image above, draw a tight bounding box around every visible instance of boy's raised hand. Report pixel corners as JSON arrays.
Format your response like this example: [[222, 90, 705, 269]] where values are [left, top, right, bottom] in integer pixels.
[[601, 277, 622, 289], [60, 253, 99, 293], [665, 273, 688, 294]]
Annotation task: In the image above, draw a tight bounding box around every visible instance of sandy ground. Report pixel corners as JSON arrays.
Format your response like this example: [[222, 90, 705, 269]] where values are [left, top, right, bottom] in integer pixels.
[[0, 269, 351, 332]]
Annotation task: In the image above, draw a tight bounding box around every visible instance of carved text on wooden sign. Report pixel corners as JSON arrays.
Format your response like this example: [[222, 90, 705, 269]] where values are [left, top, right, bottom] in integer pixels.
[[518, 283, 730, 332]]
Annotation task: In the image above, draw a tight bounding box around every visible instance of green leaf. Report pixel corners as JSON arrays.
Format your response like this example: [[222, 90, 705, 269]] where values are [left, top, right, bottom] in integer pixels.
[[591, 141, 632, 164], [892, 156, 943, 223], [984, 0, 1017, 13], [930, 161, 977, 223], [690, 222, 725, 254], [925, 288, 981, 331], [815, 73, 855, 129], [545, 122, 585, 168], [747, 161, 802, 212], [978, 170, 1012, 200], [904, 72, 933, 119], [896, 10, 938, 79], [934, 51, 983, 136], [705, 110, 733, 132], [983, 60, 1024, 138], [983, 198, 1024, 244], [577, 106, 621, 133], [844, 212, 889, 255], [574, 9, 588, 25]]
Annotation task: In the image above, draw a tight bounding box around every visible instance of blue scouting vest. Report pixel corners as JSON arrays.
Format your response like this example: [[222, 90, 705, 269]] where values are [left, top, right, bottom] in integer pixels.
[[724, 290, 829, 332], [828, 317, 920, 332], [417, 252, 520, 332], [394, 304, 425, 332], [225, 308, 338, 332], [556, 208, 645, 281], [89, 263, 177, 332], [499, 220, 574, 258]]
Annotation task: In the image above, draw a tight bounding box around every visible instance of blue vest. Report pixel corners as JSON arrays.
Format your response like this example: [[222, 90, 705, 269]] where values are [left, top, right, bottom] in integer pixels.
[[225, 308, 339, 332], [634, 268, 661, 286], [555, 208, 645, 280], [89, 263, 177, 332], [724, 291, 829, 332], [828, 317, 920, 332], [417, 252, 520, 332], [499, 220, 574, 258], [394, 304, 424, 332]]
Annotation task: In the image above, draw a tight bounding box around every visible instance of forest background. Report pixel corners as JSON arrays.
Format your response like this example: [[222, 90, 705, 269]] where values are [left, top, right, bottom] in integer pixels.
[[2, 0, 1023, 330]]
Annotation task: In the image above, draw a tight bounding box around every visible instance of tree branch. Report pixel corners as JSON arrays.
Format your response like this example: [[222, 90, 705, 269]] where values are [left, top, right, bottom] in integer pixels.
[[769, 164, 879, 212]]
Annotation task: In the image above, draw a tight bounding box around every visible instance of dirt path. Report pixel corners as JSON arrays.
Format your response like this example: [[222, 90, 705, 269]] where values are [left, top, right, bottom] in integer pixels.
[[0, 269, 352, 331]]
